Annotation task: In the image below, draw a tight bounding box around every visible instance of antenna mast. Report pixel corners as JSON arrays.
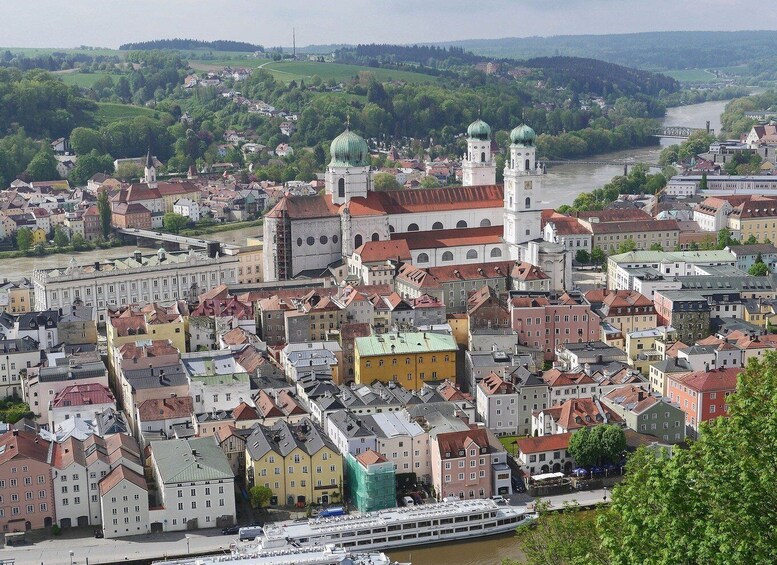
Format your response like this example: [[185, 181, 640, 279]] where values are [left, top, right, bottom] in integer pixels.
[[293, 27, 296, 59]]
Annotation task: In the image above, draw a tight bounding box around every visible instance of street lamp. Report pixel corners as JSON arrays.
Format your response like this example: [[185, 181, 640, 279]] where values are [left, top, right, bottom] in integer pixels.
[[603, 487, 608, 502], [185, 534, 191, 555], [69, 550, 74, 565]]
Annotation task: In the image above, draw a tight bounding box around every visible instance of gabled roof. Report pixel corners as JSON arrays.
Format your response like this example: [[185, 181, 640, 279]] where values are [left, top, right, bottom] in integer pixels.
[[517, 432, 572, 454], [99, 465, 147, 496], [0, 430, 52, 466], [137, 396, 194, 421], [354, 239, 411, 263], [355, 449, 388, 466], [391, 226, 503, 250], [669, 367, 741, 393]]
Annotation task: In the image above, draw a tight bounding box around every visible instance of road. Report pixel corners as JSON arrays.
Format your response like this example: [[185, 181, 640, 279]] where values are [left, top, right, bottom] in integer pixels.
[[1, 489, 612, 565]]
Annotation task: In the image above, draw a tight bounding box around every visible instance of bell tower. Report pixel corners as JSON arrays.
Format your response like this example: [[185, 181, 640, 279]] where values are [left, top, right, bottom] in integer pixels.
[[325, 124, 371, 206], [503, 124, 543, 256], [462, 119, 496, 186], [144, 148, 157, 185]]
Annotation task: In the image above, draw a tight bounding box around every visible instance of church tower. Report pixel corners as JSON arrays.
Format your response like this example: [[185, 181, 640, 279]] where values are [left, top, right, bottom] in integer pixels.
[[144, 148, 157, 185], [462, 119, 496, 186], [503, 124, 543, 258], [325, 125, 371, 206]]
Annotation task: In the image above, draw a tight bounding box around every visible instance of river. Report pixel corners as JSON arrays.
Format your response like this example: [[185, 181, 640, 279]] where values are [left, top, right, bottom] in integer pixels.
[[0, 99, 729, 282]]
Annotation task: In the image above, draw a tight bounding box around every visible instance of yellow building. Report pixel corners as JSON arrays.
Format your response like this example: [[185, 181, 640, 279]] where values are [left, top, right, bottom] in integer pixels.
[[0, 279, 35, 314], [238, 240, 263, 284], [31, 227, 47, 245], [245, 418, 343, 507], [354, 332, 457, 391], [106, 302, 188, 378], [447, 313, 469, 346], [625, 326, 677, 375]]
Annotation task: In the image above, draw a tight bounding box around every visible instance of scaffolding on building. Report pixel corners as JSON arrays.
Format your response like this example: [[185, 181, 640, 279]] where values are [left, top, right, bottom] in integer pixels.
[[345, 452, 396, 513], [275, 208, 292, 281]]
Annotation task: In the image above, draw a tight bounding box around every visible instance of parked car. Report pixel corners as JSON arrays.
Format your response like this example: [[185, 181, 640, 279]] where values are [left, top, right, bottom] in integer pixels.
[[221, 525, 240, 535], [402, 496, 415, 506], [491, 495, 508, 505], [94, 529, 104, 539]]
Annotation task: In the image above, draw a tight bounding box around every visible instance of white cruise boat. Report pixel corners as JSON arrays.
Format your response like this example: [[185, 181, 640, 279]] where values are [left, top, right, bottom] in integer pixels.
[[153, 544, 405, 565], [253, 499, 535, 553]]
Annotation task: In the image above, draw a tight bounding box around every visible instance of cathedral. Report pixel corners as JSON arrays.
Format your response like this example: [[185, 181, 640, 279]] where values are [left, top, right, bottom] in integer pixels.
[[263, 119, 570, 289]]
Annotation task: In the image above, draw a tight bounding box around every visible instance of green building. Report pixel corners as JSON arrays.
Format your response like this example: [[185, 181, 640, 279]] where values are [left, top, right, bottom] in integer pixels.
[[345, 450, 396, 513]]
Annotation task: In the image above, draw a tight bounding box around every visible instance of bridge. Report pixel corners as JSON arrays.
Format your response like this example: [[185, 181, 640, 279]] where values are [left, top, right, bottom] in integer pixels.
[[116, 227, 222, 253], [541, 159, 660, 175], [655, 123, 714, 139]]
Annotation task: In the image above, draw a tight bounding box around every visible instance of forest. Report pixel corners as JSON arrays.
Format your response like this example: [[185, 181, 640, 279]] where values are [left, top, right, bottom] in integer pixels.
[[119, 39, 264, 52]]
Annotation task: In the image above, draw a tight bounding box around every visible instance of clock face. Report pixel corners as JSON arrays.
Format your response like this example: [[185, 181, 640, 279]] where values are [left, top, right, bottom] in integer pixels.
[[524, 181, 532, 190]]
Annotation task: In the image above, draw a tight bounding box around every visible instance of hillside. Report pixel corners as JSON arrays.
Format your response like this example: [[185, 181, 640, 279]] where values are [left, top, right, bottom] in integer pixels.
[[430, 31, 777, 72]]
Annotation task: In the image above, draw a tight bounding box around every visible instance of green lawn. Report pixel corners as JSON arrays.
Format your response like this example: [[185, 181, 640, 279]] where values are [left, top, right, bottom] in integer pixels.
[[95, 102, 159, 125], [57, 71, 121, 88], [498, 435, 523, 454], [259, 61, 437, 85], [662, 68, 717, 82]]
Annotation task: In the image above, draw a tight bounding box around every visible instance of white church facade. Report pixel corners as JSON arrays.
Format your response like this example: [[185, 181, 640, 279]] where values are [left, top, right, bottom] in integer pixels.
[[263, 120, 571, 289]]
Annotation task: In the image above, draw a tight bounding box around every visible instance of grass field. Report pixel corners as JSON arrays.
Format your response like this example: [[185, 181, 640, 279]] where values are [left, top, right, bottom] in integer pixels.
[[1, 46, 124, 58], [57, 71, 122, 88], [95, 102, 159, 125], [259, 61, 438, 85], [662, 68, 717, 82]]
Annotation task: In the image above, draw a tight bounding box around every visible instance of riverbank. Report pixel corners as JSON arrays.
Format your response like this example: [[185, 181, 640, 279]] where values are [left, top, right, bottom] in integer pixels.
[[0, 489, 611, 565]]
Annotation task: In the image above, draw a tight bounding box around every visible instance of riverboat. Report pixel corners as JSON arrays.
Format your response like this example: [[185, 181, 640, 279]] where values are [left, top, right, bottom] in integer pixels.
[[153, 544, 405, 565]]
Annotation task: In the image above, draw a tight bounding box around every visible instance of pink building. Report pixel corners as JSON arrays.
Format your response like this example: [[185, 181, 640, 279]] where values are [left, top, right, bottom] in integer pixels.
[[510, 293, 601, 360], [0, 430, 55, 532], [431, 427, 493, 500]]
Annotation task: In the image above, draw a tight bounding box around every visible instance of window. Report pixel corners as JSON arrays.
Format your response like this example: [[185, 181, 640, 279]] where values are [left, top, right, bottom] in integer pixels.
[[456, 220, 468, 228], [466, 249, 478, 260], [442, 251, 454, 261], [338, 177, 345, 198], [408, 223, 419, 231], [480, 218, 491, 227], [525, 196, 531, 209], [354, 234, 363, 248], [490, 247, 502, 258], [417, 253, 429, 263], [432, 222, 444, 230]]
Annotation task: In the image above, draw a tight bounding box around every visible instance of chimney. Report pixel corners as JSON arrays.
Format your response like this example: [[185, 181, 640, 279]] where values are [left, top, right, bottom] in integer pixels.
[[134, 250, 142, 263], [94, 261, 101, 271]]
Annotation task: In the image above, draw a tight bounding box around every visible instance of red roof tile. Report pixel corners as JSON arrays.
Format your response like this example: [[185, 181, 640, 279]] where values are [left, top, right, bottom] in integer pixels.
[[517, 433, 572, 454], [391, 226, 502, 250]]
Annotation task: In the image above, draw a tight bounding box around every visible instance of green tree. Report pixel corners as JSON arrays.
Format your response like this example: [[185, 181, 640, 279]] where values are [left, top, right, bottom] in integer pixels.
[[15, 227, 32, 251], [25, 148, 59, 181], [53, 225, 69, 248], [649, 243, 664, 251], [717, 227, 737, 249], [744, 234, 759, 245], [373, 172, 401, 191], [591, 247, 607, 265], [70, 232, 90, 251], [699, 170, 708, 190], [617, 238, 637, 254], [69, 127, 104, 155], [249, 485, 273, 509], [69, 150, 113, 186], [97, 190, 112, 238], [749, 253, 769, 276], [568, 424, 625, 468], [599, 352, 777, 564], [575, 249, 590, 264], [163, 212, 189, 234], [419, 175, 440, 189], [510, 501, 609, 565]]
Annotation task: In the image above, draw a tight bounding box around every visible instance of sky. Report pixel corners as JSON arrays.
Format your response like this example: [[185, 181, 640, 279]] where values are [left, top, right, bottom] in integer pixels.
[[2, 0, 777, 49]]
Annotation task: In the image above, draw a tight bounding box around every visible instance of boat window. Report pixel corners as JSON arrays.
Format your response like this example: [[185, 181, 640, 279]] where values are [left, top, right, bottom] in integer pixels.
[[403, 523, 415, 530], [358, 530, 371, 536], [388, 525, 401, 531], [418, 521, 431, 528], [455, 516, 467, 523]]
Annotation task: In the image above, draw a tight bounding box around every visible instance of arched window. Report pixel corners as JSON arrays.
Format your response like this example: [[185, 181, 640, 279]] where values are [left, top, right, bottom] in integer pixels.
[[525, 197, 531, 209], [480, 152, 486, 163], [408, 223, 419, 232], [432, 222, 444, 230], [338, 178, 345, 198], [371, 232, 379, 242], [354, 234, 363, 248], [480, 218, 491, 227], [389, 225, 395, 233], [417, 253, 429, 263], [490, 248, 502, 258], [442, 251, 454, 261], [524, 159, 530, 171], [466, 249, 478, 260], [456, 220, 467, 229]]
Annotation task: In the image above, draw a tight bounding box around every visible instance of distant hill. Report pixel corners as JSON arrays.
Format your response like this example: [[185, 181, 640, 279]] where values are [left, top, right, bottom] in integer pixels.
[[429, 30, 777, 71], [119, 39, 264, 52]]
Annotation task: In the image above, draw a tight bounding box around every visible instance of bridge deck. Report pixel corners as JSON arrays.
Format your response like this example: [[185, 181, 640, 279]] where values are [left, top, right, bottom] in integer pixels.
[[116, 227, 216, 248]]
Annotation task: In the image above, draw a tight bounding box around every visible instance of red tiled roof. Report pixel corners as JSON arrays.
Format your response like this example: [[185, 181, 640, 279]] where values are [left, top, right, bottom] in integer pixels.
[[354, 239, 411, 263], [391, 226, 503, 250], [0, 430, 51, 466], [232, 402, 260, 421], [255, 390, 284, 418], [372, 185, 503, 215], [589, 219, 680, 235], [671, 367, 741, 392], [356, 449, 388, 466], [517, 432, 572, 454], [547, 218, 591, 235], [511, 262, 549, 281], [137, 397, 193, 421], [542, 368, 595, 387], [575, 209, 652, 222], [52, 383, 114, 408], [552, 398, 623, 430], [436, 427, 489, 458]]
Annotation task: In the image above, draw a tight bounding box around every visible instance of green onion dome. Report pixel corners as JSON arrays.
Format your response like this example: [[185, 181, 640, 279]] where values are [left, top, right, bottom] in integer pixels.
[[467, 119, 491, 141], [510, 124, 536, 146], [329, 128, 370, 167]]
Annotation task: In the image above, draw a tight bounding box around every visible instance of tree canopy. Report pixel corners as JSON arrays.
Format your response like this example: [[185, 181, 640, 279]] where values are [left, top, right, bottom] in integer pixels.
[[567, 424, 626, 468]]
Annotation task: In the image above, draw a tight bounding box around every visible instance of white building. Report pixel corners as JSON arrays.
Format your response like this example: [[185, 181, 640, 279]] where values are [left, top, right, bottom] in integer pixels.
[[32, 249, 239, 324], [0, 337, 42, 399], [363, 410, 431, 480], [148, 437, 236, 532], [181, 351, 252, 413], [326, 410, 377, 456], [476, 370, 549, 437], [515, 433, 575, 476], [98, 466, 150, 538], [48, 383, 116, 430], [52, 434, 143, 529], [461, 120, 496, 187], [607, 250, 737, 291], [173, 198, 201, 222]]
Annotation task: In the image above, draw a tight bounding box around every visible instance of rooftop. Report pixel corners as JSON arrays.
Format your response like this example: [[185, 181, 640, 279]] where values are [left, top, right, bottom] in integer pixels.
[[355, 332, 457, 357]]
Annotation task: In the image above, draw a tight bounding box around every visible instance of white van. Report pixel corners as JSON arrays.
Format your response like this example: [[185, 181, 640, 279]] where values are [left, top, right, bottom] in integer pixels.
[[491, 495, 507, 505], [403, 496, 415, 506]]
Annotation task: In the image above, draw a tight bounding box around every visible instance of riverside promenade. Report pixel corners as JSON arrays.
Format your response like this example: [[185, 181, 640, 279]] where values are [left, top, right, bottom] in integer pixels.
[[1, 489, 613, 565]]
